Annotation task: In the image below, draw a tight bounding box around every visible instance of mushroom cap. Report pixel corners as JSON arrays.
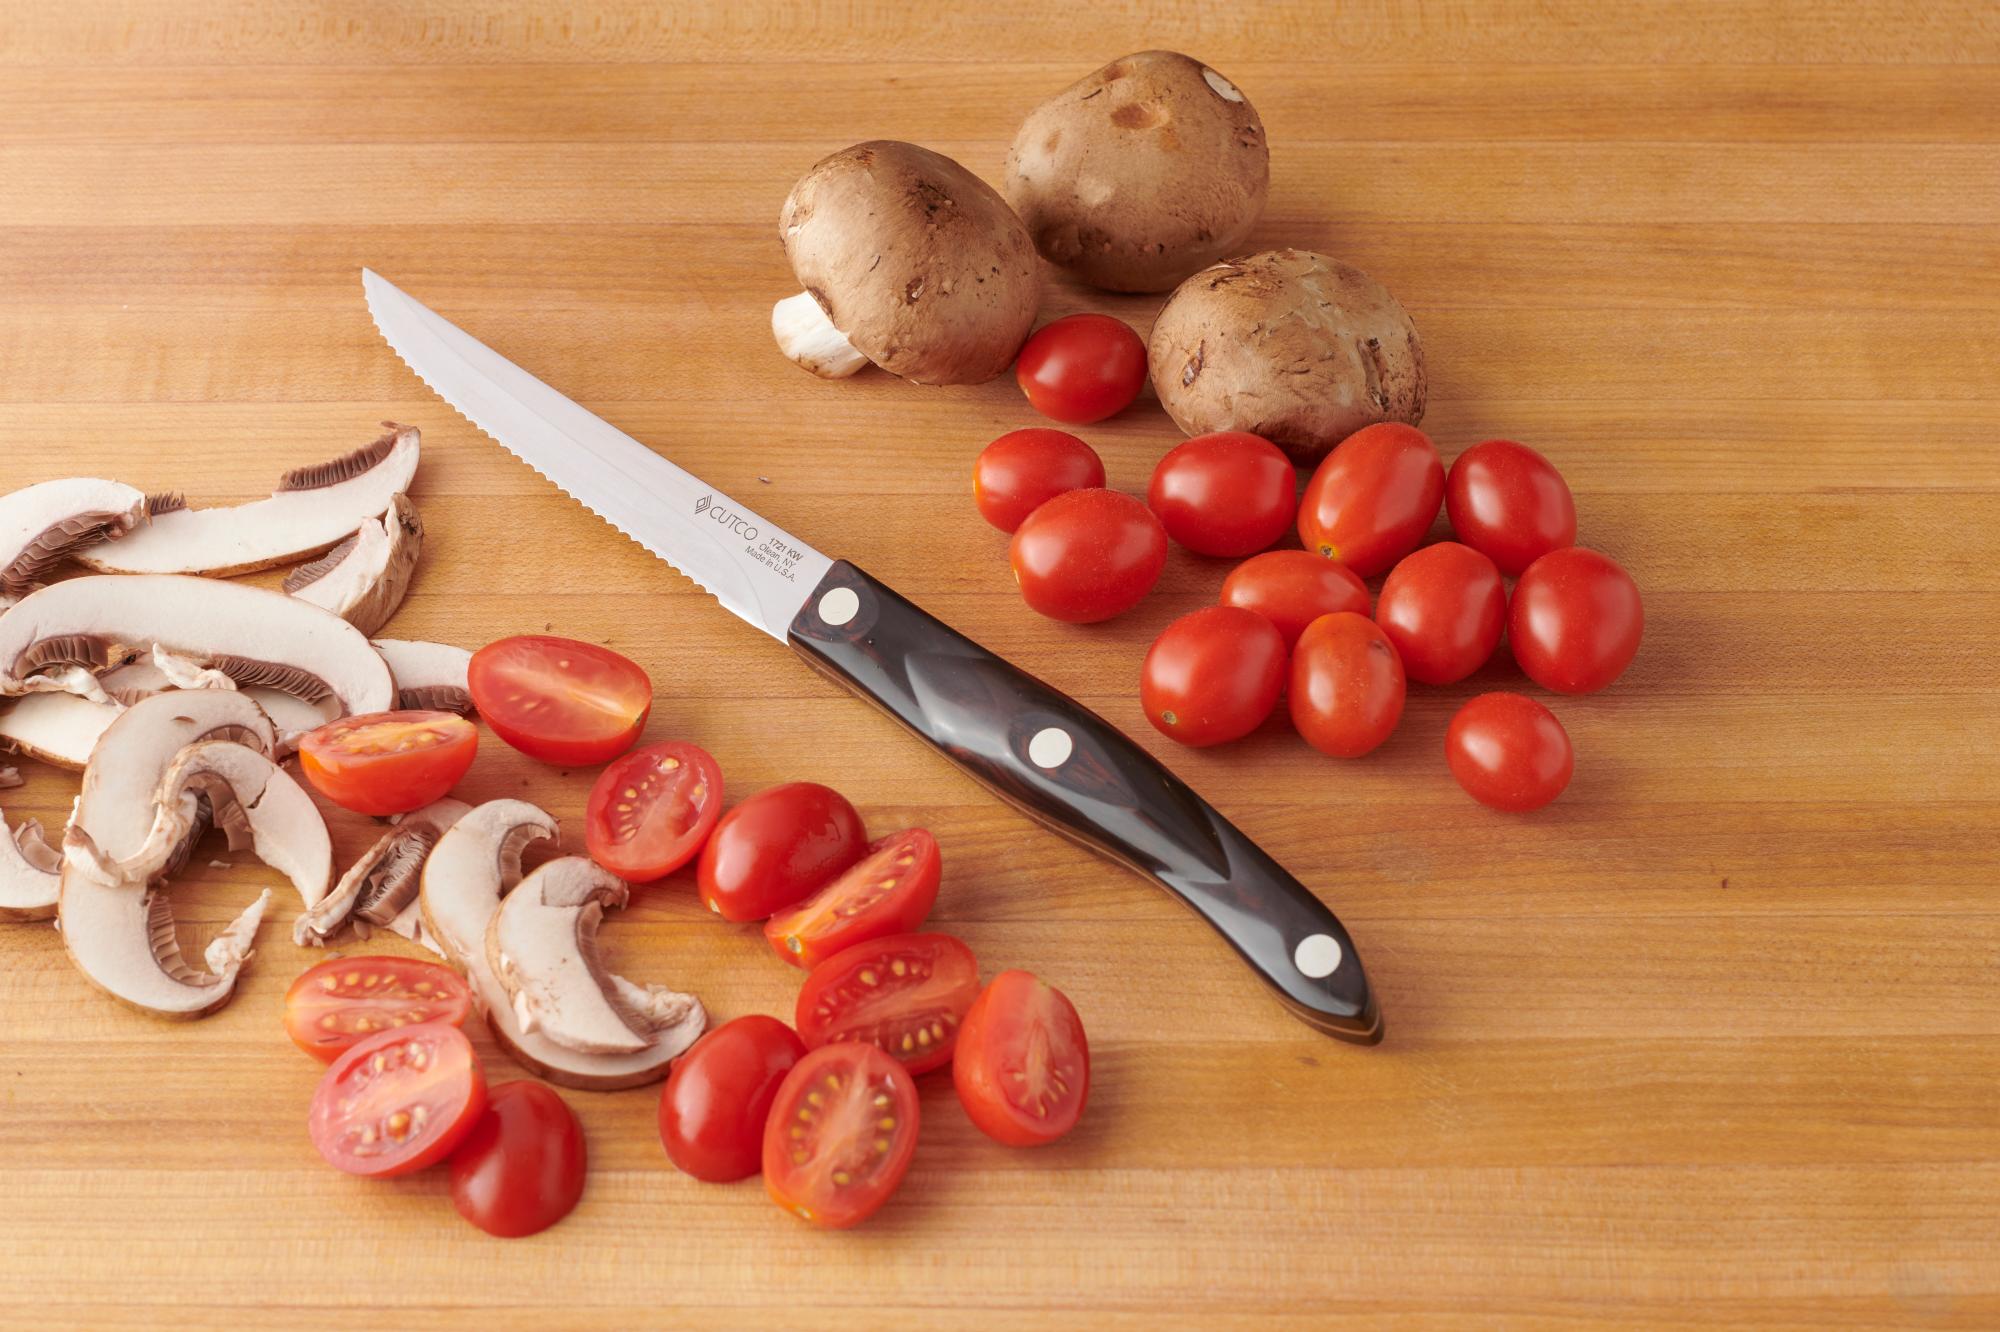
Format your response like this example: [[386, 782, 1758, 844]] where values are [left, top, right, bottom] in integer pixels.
[[780, 141, 1040, 386], [1148, 249, 1427, 467], [1004, 51, 1269, 293]]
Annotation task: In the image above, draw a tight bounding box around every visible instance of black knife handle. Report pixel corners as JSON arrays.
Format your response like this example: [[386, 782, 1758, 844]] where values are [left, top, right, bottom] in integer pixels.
[[787, 561, 1381, 1045]]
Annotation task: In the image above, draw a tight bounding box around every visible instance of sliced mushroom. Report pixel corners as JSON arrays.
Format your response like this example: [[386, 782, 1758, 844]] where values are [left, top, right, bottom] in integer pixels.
[[75, 425, 420, 577], [292, 797, 469, 947], [0, 478, 156, 598], [372, 639, 475, 716], [0, 804, 60, 921], [0, 765, 19, 790], [284, 494, 422, 636]]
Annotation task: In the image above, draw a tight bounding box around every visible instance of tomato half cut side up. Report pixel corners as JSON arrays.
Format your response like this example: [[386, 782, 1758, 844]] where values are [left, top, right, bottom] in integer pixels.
[[763, 829, 942, 970], [795, 932, 980, 1075], [585, 741, 724, 882], [468, 635, 653, 766], [763, 1042, 920, 1229], [283, 956, 473, 1063], [308, 1022, 487, 1178], [953, 970, 1090, 1147], [297, 710, 478, 817]]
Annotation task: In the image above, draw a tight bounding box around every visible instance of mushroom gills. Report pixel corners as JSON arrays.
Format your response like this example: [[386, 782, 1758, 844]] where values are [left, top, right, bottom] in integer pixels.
[[292, 796, 469, 947], [771, 292, 869, 378], [283, 494, 423, 636], [0, 478, 151, 598], [0, 804, 60, 921], [372, 639, 475, 716]]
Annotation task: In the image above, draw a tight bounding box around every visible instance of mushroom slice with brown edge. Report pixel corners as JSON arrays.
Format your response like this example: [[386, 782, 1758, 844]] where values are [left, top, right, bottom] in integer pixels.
[[292, 797, 470, 947], [0, 478, 155, 599], [487, 857, 703, 1057], [0, 803, 59, 921], [372, 639, 475, 716], [1004, 51, 1270, 293], [284, 494, 423, 636], [76, 424, 420, 577], [774, 141, 1040, 386]]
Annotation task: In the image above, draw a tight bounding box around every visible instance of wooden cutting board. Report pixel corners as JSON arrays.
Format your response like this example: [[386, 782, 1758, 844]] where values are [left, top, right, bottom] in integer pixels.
[[2, 2, 1996, 1326]]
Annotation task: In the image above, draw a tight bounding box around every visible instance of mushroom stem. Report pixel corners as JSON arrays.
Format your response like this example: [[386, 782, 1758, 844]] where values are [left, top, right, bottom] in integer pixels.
[[771, 292, 869, 379]]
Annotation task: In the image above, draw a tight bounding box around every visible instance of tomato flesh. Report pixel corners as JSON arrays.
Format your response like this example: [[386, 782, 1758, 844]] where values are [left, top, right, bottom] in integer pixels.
[[697, 781, 867, 922], [1141, 606, 1286, 748], [1375, 541, 1507, 685], [953, 970, 1090, 1147], [1445, 439, 1577, 576], [764, 829, 941, 970], [308, 1021, 486, 1178], [468, 635, 652, 766], [1447, 692, 1575, 812], [297, 710, 477, 816], [1220, 550, 1371, 649], [283, 956, 472, 1063], [585, 741, 723, 882], [1008, 488, 1167, 623], [1147, 431, 1296, 558], [1014, 313, 1148, 425], [796, 932, 980, 1076], [1296, 423, 1446, 578], [763, 1043, 920, 1229], [973, 429, 1105, 533], [1289, 612, 1407, 758], [449, 1080, 587, 1238], [660, 1015, 807, 1182], [1508, 547, 1644, 694]]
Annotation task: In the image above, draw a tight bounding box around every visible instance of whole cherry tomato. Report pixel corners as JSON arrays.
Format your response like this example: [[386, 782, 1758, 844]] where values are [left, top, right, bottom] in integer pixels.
[[659, 1015, 807, 1182], [1014, 314, 1148, 425], [584, 741, 723, 882], [1508, 547, 1643, 694], [973, 429, 1106, 532], [1220, 550, 1371, 649], [1009, 488, 1167, 623], [1445, 440, 1577, 576], [697, 782, 867, 921], [1446, 693, 1574, 811], [1296, 423, 1445, 577], [763, 1042, 920, 1229], [1146, 432, 1296, 558], [1374, 542, 1507, 685], [953, 971, 1089, 1148], [448, 1080, 587, 1238], [1289, 612, 1407, 758], [1140, 606, 1287, 747]]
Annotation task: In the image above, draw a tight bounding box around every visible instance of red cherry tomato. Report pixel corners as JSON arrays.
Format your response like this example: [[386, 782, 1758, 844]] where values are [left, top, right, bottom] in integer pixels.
[[1146, 431, 1296, 558], [448, 1080, 587, 1238], [307, 1021, 486, 1178], [1014, 313, 1148, 425], [1296, 423, 1445, 578], [763, 829, 941, 970], [763, 1042, 920, 1229], [283, 956, 472, 1064], [1140, 606, 1286, 748], [584, 741, 723, 882], [1445, 439, 1577, 576], [1008, 488, 1167, 623], [796, 932, 980, 1076], [953, 970, 1090, 1148], [1375, 542, 1507, 685], [297, 710, 477, 816], [697, 782, 867, 922], [1219, 550, 1371, 649], [468, 635, 652, 766], [1509, 547, 1644, 694], [1447, 692, 1574, 811], [1289, 612, 1407, 758], [659, 1015, 807, 1182], [973, 428, 1106, 533]]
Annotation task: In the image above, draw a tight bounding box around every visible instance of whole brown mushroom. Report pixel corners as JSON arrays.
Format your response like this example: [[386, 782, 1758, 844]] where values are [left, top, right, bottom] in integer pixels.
[[1148, 249, 1427, 468], [1004, 51, 1269, 293]]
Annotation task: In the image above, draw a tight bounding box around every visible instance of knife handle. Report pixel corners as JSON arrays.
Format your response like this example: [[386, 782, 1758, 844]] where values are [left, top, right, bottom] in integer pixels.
[[786, 561, 1381, 1045]]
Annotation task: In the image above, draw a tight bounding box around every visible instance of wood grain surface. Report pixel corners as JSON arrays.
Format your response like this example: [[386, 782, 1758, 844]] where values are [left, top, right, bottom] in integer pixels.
[[3, 3, 1997, 1327]]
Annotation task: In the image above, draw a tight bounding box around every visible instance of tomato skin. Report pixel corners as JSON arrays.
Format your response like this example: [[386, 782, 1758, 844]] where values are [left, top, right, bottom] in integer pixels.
[[1375, 542, 1507, 685], [584, 741, 723, 883], [1140, 606, 1287, 748], [1296, 423, 1446, 578], [1289, 612, 1407, 758], [796, 932, 981, 1076], [1445, 440, 1577, 577], [764, 829, 942, 970], [973, 429, 1106, 533], [1219, 550, 1371, 649], [1146, 432, 1296, 558], [283, 956, 472, 1063], [1014, 314, 1148, 425], [1447, 693, 1574, 811], [449, 1080, 587, 1238], [660, 1016, 807, 1182], [1509, 547, 1644, 694], [953, 971, 1090, 1148], [467, 635, 653, 766], [308, 1021, 486, 1179], [763, 1043, 920, 1229], [1009, 488, 1168, 623], [697, 782, 867, 922], [297, 710, 477, 817]]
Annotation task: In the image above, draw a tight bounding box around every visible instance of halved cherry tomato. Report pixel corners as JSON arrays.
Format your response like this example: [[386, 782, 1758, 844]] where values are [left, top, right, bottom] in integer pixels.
[[1375, 541, 1507, 685], [796, 932, 980, 1076], [1015, 313, 1148, 425], [973, 429, 1105, 533], [1219, 550, 1371, 649], [1445, 439, 1577, 576], [297, 710, 477, 816], [1296, 423, 1445, 577], [660, 1015, 807, 1182], [449, 1080, 587, 1238], [764, 829, 941, 970], [1147, 431, 1296, 558], [1140, 606, 1286, 748], [1009, 488, 1167, 623], [584, 741, 723, 882], [1289, 612, 1407, 758], [307, 1021, 486, 1178], [763, 1042, 920, 1229], [697, 782, 867, 922], [953, 970, 1090, 1147], [468, 635, 652, 766], [1446, 692, 1574, 812], [283, 956, 472, 1064], [1509, 547, 1644, 694]]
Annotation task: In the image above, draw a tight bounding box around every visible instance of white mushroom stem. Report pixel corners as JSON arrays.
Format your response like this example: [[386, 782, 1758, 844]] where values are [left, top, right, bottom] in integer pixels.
[[771, 292, 869, 379]]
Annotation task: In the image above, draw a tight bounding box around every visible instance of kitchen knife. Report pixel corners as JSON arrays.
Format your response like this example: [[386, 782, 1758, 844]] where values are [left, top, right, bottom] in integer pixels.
[[361, 270, 1382, 1045]]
